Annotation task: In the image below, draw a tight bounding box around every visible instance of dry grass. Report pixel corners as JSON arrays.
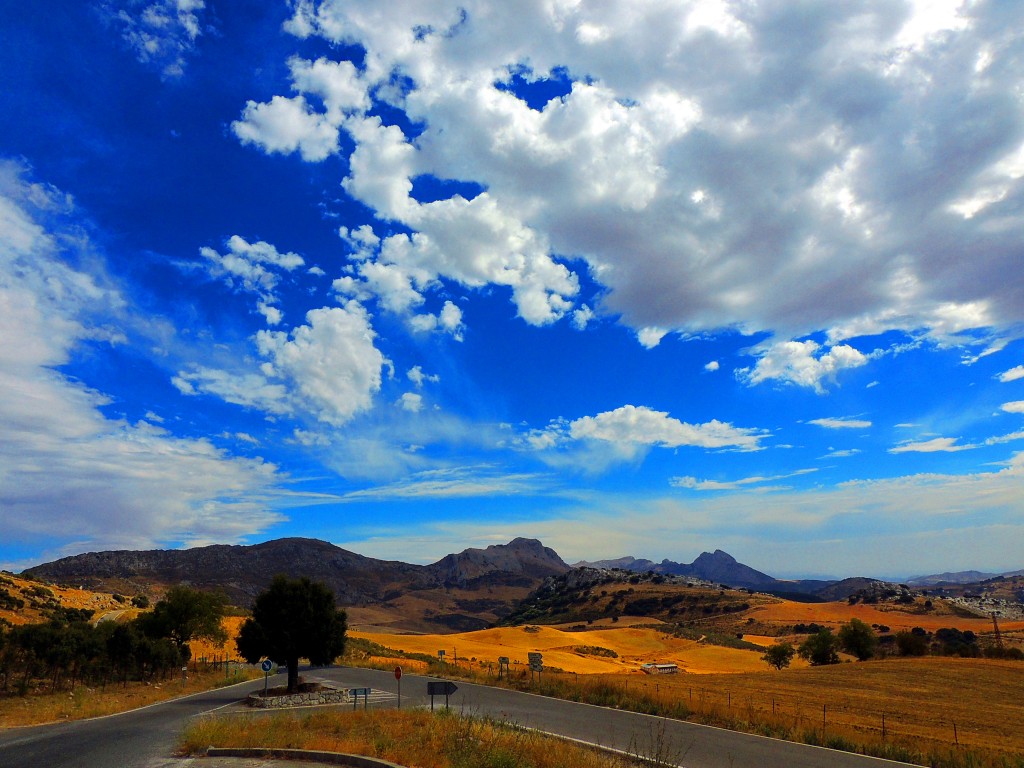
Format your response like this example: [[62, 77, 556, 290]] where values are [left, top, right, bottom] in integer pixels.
[[749, 599, 1024, 635], [180, 708, 638, 768], [0, 665, 259, 728], [348, 634, 1024, 767], [599, 657, 1024, 759], [0, 574, 129, 627]]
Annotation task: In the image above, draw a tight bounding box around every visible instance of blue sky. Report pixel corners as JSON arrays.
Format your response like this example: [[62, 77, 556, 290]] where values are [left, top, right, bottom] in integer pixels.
[[2, 0, 1023, 579]]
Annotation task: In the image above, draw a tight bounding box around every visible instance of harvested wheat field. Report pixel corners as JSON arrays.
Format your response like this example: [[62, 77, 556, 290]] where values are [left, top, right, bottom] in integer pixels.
[[749, 598, 1024, 635], [190, 615, 246, 660], [352, 625, 778, 674], [612, 656, 1024, 756]]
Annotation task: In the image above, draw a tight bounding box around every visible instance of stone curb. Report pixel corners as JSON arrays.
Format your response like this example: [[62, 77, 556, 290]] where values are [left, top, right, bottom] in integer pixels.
[[206, 747, 408, 767]]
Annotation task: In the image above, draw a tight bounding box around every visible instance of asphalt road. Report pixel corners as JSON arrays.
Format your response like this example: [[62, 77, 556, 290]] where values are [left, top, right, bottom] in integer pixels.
[[0, 667, 919, 768]]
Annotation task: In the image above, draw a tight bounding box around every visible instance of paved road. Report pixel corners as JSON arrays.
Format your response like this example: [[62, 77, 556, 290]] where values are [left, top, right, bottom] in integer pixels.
[[319, 667, 917, 768], [0, 675, 272, 768], [0, 667, 918, 768]]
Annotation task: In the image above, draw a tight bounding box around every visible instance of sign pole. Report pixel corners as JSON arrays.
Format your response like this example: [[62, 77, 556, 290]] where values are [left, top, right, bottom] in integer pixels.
[[395, 666, 403, 709]]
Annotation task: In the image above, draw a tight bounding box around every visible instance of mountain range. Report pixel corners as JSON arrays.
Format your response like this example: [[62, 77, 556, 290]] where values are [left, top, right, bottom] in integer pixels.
[[23, 538, 1022, 631]]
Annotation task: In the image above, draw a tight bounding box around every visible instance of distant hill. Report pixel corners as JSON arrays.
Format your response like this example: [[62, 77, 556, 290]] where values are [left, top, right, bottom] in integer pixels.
[[576, 550, 776, 588], [24, 536, 569, 633], [909, 570, 999, 586]]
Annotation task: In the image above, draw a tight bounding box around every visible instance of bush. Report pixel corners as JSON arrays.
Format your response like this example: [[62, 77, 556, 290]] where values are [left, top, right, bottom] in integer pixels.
[[798, 629, 840, 666], [838, 619, 877, 661]]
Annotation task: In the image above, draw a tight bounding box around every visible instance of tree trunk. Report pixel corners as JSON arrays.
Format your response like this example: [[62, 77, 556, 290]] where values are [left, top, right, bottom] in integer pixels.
[[287, 657, 299, 693]]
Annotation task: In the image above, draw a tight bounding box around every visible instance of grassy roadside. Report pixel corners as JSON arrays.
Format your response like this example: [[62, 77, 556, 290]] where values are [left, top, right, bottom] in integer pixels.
[[0, 666, 259, 728], [344, 638, 1024, 768], [181, 708, 646, 768]]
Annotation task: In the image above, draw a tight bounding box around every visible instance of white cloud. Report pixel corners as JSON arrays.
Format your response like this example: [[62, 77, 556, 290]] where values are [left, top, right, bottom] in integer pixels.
[[704, 360, 720, 372], [999, 365, 1024, 383], [407, 366, 439, 388], [102, 0, 207, 78], [823, 448, 861, 458], [233, 95, 339, 162], [671, 468, 817, 491], [567, 405, 765, 452], [0, 161, 284, 560], [199, 235, 304, 325], [1002, 401, 1024, 414], [740, 340, 870, 392], [808, 417, 872, 430], [890, 437, 974, 453], [398, 392, 423, 413], [255, 303, 385, 426], [252, 0, 1024, 364]]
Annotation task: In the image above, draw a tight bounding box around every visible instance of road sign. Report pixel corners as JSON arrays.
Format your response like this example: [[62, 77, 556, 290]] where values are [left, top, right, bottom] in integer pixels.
[[528, 652, 542, 662], [427, 680, 458, 711], [261, 659, 273, 672], [498, 656, 509, 664], [349, 687, 371, 710], [428, 681, 458, 696], [395, 666, 403, 709], [394, 666, 402, 680]]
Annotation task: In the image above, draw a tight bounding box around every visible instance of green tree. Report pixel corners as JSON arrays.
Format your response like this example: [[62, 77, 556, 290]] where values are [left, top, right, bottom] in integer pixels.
[[798, 628, 840, 666], [761, 641, 796, 670], [896, 628, 930, 656], [236, 575, 347, 693], [838, 618, 877, 661], [138, 585, 227, 660]]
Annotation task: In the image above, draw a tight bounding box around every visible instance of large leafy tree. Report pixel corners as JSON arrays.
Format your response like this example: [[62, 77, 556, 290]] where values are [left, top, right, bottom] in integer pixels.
[[236, 575, 347, 693], [838, 618, 878, 661], [137, 585, 227, 660], [798, 628, 840, 666], [761, 641, 796, 670]]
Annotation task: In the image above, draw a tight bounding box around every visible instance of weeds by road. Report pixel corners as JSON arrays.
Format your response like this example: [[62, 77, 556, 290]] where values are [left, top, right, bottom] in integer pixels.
[[181, 708, 640, 768], [0, 665, 258, 727]]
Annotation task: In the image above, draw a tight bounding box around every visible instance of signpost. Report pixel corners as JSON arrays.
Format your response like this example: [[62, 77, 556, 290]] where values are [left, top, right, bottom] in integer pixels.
[[427, 681, 458, 710], [261, 659, 273, 696], [437, 649, 445, 662], [528, 652, 543, 684], [349, 687, 371, 710], [394, 666, 402, 709], [497, 656, 510, 679]]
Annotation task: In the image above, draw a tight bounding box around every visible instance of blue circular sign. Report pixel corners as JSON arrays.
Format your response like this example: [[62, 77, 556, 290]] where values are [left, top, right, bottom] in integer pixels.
[[261, 659, 273, 672]]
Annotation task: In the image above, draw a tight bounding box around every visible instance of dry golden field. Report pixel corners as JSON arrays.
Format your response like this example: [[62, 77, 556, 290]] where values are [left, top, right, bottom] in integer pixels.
[[748, 598, 1024, 635], [610, 656, 1024, 758], [352, 624, 786, 675]]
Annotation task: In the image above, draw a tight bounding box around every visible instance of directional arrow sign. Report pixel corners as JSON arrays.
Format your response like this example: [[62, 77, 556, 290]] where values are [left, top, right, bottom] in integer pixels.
[[427, 681, 458, 696]]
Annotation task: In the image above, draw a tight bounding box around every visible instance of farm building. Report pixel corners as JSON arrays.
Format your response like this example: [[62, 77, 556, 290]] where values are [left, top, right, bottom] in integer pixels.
[[640, 663, 679, 674]]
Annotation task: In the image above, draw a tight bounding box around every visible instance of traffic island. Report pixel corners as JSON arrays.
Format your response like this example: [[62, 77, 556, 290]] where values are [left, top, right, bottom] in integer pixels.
[[246, 681, 351, 709], [207, 747, 406, 766]]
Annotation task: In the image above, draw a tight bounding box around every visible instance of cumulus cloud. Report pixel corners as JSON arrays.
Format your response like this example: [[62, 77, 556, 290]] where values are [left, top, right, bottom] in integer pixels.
[[808, 417, 872, 429], [999, 365, 1024, 383], [233, 95, 340, 162], [740, 340, 870, 392], [102, 0, 207, 78], [407, 366, 439, 388], [562, 405, 765, 454], [704, 360, 720, 372], [255, 303, 386, 426], [1002, 401, 1024, 414], [398, 392, 423, 412], [0, 161, 283, 560], [236, 0, 1024, 373], [199, 235, 305, 324]]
